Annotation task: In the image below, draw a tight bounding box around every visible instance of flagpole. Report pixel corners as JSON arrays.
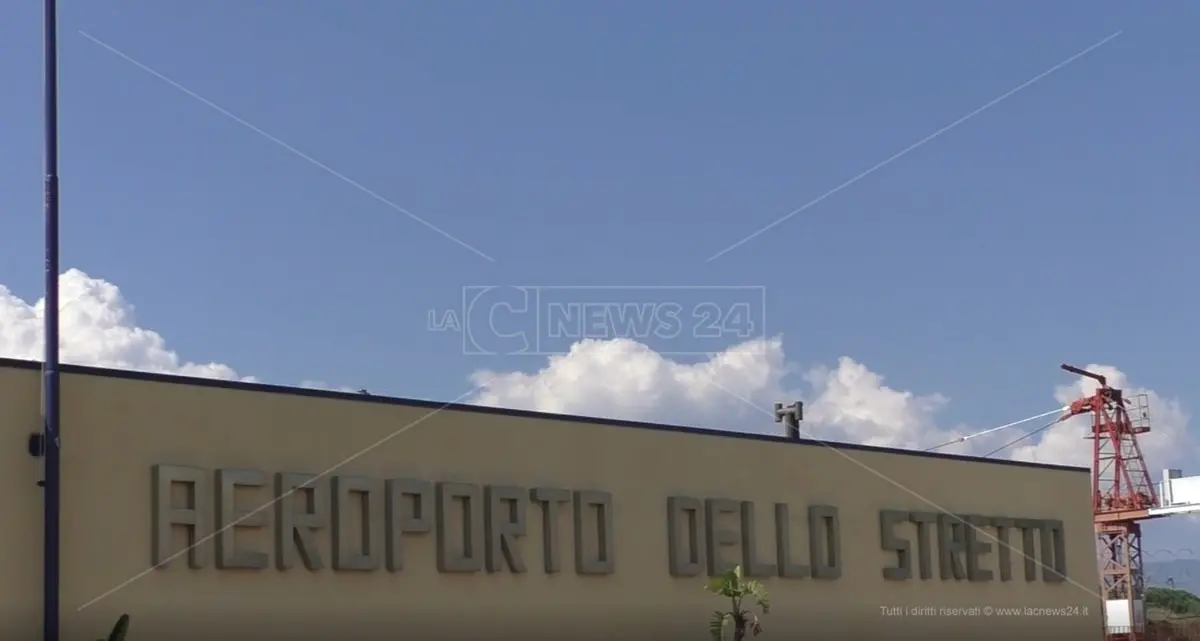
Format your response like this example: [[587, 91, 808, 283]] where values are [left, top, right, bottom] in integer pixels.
[[42, 0, 63, 638]]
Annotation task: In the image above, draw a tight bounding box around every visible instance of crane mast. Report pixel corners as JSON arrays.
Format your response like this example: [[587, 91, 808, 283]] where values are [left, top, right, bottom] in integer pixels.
[[1058, 364, 1160, 641]]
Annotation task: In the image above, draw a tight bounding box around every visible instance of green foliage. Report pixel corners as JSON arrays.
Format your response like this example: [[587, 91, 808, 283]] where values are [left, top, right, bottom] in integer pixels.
[[705, 565, 769, 641], [710, 611, 732, 641], [95, 613, 130, 641], [1146, 587, 1200, 616]]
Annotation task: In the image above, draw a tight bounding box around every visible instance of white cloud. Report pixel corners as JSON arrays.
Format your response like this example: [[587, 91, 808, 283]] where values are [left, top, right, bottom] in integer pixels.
[[300, 380, 362, 394], [0, 269, 250, 380], [1009, 364, 1194, 474], [469, 337, 969, 452], [469, 338, 1195, 470], [469, 338, 792, 431], [2, 270, 1195, 566], [803, 357, 957, 450], [1, 271, 1191, 475]]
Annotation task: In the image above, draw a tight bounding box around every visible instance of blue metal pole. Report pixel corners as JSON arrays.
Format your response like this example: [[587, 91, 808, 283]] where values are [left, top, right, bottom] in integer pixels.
[[42, 0, 62, 638]]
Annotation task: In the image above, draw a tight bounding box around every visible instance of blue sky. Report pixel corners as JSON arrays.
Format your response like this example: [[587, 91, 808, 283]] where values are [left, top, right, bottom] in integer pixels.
[[2, 2, 1199, 545], [1, 0, 1194, 413], [1, 1, 1196, 417]]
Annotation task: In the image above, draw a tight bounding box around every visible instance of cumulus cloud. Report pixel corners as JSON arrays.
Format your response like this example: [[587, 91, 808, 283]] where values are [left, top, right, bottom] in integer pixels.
[[300, 380, 363, 394], [803, 357, 957, 450], [0, 269, 250, 380], [470, 338, 792, 431], [469, 338, 1194, 468], [1, 271, 1190, 472], [470, 337, 969, 452], [1009, 364, 1193, 473]]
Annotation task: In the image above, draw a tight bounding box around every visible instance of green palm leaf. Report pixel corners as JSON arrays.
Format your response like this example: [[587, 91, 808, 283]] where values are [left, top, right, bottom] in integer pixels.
[[747, 580, 770, 614], [710, 611, 732, 641], [704, 566, 768, 638]]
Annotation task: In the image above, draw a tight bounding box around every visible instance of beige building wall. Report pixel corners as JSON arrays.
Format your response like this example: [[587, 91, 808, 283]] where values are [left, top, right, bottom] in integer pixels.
[[0, 361, 1103, 640]]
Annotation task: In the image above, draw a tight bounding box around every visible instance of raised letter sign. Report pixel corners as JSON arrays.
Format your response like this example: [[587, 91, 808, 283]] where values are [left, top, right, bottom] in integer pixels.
[[385, 478, 433, 572], [773, 503, 810, 579], [214, 468, 268, 570], [331, 475, 382, 571], [435, 482, 484, 573], [909, 511, 938, 580], [573, 490, 614, 575], [274, 472, 328, 571], [1016, 518, 1041, 581], [667, 496, 705, 577], [808, 505, 841, 580], [704, 498, 741, 576], [878, 509, 911, 581], [1040, 519, 1067, 583], [485, 485, 527, 574], [530, 487, 570, 574], [964, 515, 993, 582], [991, 517, 1015, 582], [936, 514, 968, 580], [740, 502, 775, 577], [151, 464, 208, 569]]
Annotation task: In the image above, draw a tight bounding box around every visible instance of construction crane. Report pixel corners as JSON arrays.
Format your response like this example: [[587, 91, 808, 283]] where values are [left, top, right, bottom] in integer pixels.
[[1055, 364, 1200, 641], [1058, 363, 1159, 641], [783, 364, 1200, 640]]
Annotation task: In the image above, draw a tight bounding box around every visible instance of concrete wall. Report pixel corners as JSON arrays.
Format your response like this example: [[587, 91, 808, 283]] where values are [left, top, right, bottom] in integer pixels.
[[0, 361, 1103, 640]]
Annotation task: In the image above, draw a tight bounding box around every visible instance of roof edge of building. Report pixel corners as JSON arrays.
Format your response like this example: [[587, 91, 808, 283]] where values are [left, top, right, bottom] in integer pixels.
[[0, 357, 1089, 474]]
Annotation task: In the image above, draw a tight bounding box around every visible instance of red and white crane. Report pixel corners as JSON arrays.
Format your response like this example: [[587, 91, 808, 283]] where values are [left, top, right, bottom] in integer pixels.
[[799, 362, 1200, 640], [1055, 363, 1200, 641], [926, 364, 1200, 641]]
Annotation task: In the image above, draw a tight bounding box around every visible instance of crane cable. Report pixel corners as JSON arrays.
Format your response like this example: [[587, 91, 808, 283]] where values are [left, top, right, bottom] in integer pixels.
[[923, 407, 1067, 453], [983, 419, 1060, 458]]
